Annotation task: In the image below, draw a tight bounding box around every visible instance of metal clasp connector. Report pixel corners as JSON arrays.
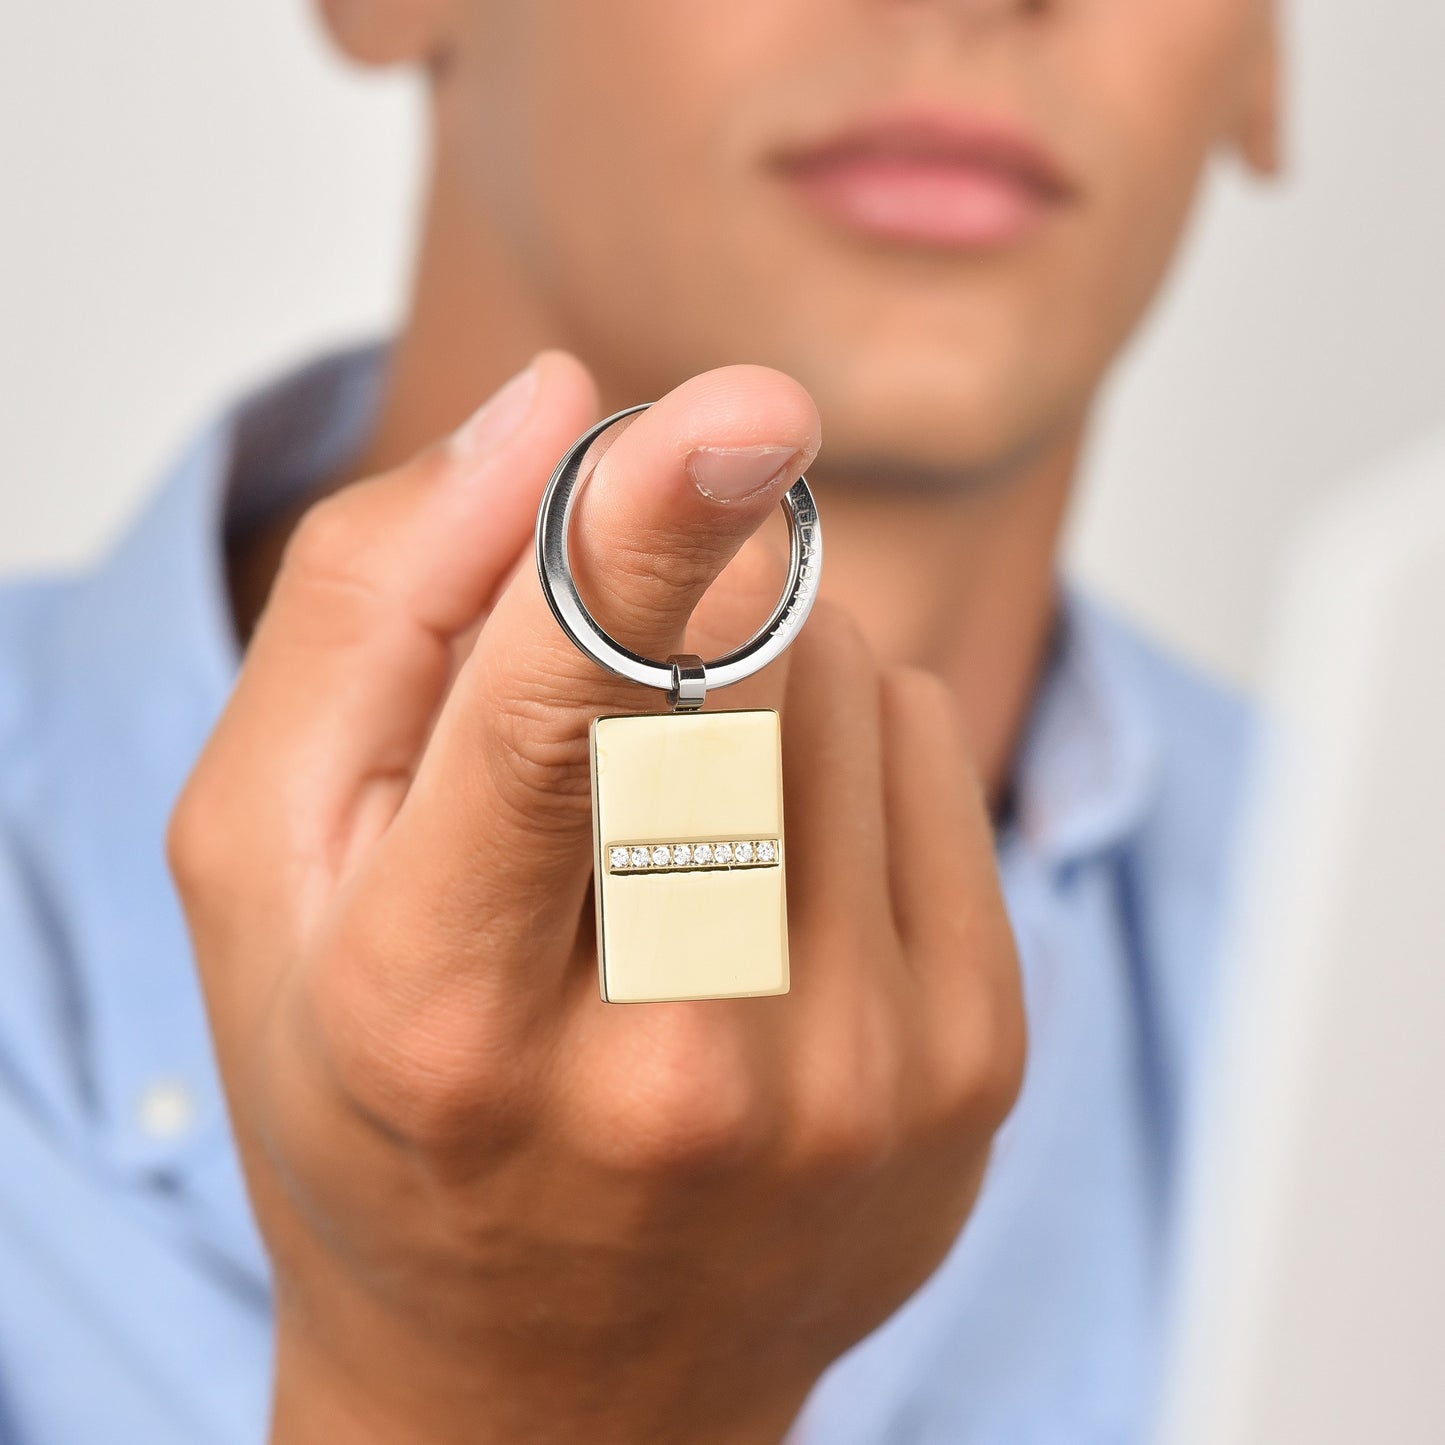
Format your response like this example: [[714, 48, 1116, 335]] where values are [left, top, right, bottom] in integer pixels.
[[667, 654, 707, 712]]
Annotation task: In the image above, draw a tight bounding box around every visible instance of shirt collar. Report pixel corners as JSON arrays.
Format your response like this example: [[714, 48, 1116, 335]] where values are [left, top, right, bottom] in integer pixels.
[[1006, 588, 1164, 870], [52, 338, 1157, 1172]]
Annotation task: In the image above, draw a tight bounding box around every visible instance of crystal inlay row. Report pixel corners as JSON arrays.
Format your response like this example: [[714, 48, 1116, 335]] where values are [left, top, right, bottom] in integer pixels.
[[606, 839, 779, 874]]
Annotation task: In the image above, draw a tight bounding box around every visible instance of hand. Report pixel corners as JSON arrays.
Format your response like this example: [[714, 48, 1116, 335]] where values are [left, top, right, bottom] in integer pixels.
[[169, 353, 1026, 1445]]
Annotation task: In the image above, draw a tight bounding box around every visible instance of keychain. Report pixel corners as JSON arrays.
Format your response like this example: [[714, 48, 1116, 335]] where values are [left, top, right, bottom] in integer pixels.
[[536, 403, 823, 1003]]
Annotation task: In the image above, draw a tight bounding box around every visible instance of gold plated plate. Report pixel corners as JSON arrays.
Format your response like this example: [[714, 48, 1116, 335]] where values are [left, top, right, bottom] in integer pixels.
[[591, 710, 788, 1002]]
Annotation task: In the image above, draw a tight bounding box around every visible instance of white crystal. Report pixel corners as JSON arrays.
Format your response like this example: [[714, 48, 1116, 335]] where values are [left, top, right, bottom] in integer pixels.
[[693, 843, 714, 865], [734, 841, 754, 863], [651, 845, 672, 866], [609, 846, 630, 869], [673, 844, 692, 866], [714, 843, 734, 864], [757, 840, 776, 862], [630, 846, 650, 868]]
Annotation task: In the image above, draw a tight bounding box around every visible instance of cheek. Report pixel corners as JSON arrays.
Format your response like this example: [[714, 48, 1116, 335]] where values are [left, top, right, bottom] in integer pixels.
[[1031, 0, 1260, 366], [465, 4, 786, 349], [1074, 0, 1257, 249]]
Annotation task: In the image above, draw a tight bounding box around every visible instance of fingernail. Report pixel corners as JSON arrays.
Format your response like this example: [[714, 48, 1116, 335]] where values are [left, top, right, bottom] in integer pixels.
[[448, 359, 540, 460], [686, 444, 801, 503]]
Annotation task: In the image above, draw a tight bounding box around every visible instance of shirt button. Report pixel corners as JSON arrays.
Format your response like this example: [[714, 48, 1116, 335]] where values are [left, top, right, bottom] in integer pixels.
[[136, 1079, 198, 1141]]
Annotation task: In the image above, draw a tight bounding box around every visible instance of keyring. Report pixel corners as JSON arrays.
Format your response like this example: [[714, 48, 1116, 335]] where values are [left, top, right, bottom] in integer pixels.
[[535, 402, 823, 711], [535, 401, 822, 1003]]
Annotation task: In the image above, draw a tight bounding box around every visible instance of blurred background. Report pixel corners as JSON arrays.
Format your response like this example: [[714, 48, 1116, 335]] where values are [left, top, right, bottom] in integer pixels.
[[2, 0, 1443, 688]]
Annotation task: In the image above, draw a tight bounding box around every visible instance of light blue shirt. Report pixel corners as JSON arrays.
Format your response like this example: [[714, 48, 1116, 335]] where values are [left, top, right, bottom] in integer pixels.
[[0, 344, 1251, 1444]]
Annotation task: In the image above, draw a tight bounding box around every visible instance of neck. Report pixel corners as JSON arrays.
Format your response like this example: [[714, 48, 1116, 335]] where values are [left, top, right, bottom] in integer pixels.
[[235, 156, 1081, 807], [802, 445, 1076, 803]]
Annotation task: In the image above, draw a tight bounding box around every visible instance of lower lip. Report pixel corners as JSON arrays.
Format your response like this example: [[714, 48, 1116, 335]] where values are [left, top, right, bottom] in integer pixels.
[[780, 155, 1058, 249]]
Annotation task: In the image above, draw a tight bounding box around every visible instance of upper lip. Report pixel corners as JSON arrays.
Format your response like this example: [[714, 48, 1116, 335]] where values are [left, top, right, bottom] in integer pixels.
[[772, 103, 1077, 201]]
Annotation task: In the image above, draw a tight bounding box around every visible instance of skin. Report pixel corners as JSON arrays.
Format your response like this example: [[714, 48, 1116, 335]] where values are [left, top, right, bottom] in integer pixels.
[[183, 1, 1280, 1441]]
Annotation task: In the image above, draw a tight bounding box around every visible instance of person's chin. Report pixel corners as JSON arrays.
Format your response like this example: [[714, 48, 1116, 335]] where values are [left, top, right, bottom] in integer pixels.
[[800, 419, 1028, 493], [790, 365, 1000, 460]]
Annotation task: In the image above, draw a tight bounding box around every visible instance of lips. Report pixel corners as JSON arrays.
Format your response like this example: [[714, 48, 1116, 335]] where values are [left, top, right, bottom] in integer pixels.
[[773, 108, 1075, 250]]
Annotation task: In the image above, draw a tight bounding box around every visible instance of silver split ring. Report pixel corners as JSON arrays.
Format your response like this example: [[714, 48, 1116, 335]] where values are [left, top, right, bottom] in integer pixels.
[[535, 402, 823, 712]]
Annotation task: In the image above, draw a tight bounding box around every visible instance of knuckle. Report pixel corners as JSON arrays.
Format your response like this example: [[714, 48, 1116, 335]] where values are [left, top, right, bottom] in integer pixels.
[[792, 1002, 899, 1175], [882, 663, 956, 724], [575, 528, 727, 659], [285, 491, 374, 584], [482, 653, 596, 829], [987, 983, 1030, 1122], [165, 768, 224, 900], [582, 1025, 765, 1176], [337, 1008, 514, 1155], [607, 526, 722, 605], [611, 1086, 761, 1177], [936, 971, 1028, 1135], [275, 494, 398, 647], [798, 1089, 894, 1177], [307, 943, 521, 1157]]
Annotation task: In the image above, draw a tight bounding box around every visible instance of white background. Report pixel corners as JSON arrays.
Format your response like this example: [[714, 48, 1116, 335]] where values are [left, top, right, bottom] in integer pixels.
[[2, 1, 1442, 685]]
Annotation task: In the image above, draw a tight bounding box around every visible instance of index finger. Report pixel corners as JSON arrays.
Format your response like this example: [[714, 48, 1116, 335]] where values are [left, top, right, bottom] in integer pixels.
[[171, 352, 601, 945]]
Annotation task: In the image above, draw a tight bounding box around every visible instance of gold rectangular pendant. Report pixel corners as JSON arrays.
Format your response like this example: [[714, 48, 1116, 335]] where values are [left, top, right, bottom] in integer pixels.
[[590, 709, 789, 1003]]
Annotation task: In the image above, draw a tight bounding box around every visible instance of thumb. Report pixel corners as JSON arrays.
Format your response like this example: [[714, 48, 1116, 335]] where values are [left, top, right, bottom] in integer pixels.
[[561, 365, 821, 666], [452, 362, 819, 810]]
